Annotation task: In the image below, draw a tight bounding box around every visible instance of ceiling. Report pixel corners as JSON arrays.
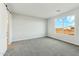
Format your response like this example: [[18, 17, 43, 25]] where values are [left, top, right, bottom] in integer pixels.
[[7, 3, 79, 19]]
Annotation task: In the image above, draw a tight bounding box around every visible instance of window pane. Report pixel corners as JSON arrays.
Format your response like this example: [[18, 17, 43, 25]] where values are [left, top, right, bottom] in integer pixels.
[[63, 16, 75, 35], [55, 18, 63, 33]]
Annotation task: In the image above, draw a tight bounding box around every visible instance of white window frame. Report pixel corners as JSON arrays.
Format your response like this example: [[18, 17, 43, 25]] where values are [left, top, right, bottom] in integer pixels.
[[55, 15, 76, 36]]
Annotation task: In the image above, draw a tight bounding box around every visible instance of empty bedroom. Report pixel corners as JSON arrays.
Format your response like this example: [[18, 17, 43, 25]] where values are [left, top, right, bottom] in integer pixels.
[[0, 3, 79, 56]]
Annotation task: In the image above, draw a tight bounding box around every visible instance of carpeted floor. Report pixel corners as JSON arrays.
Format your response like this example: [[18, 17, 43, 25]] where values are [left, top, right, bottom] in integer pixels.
[[4, 37, 79, 56]]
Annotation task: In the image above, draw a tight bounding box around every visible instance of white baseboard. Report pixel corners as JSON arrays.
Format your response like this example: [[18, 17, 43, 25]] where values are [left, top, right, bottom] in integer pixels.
[[12, 34, 46, 42], [48, 34, 79, 46]]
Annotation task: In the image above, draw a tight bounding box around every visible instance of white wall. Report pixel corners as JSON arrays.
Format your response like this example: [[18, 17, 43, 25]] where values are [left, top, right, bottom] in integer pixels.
[[48, 7, 79, 45], [0, 4, 8, 56], [12, 14, 46, 42]]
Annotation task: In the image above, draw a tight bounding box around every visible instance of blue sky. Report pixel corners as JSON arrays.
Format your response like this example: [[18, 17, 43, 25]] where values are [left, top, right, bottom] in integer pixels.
[[55, 18, 63, 28], [55, 16, 75, 28]]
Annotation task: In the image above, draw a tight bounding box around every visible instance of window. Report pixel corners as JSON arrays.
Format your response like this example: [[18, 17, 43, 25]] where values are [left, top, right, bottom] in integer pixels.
[[55, 18, 63, 33], [55, 15, 75, 35], [63, 16, 75, 35]]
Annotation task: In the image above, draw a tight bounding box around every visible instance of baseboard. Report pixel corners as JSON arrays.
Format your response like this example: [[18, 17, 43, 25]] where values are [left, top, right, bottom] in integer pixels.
[[12, 35, 46, 43], [47, 36, 79, 47]]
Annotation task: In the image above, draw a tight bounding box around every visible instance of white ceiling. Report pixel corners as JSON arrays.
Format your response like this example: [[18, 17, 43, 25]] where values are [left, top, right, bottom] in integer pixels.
[[7, 3, 79, 19]]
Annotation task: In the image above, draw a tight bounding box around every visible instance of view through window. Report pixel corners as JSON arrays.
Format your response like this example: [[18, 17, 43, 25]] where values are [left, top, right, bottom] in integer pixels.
[[55, 18, 63, 33], [55, 16, 75, 35]]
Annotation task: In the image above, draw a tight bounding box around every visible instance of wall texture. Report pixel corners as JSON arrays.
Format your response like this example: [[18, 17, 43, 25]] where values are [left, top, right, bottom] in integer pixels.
[[0, 4, 8, 56], [48, 7, 79, 45], [12, 14, 46, 42]]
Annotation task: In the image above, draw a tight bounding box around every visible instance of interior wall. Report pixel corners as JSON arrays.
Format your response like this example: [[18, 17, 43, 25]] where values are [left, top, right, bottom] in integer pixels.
[[48, 7, 79, 45], [7, 11, 12, 44], [0, 4, 8, 56], [12, 13, 46, 42]]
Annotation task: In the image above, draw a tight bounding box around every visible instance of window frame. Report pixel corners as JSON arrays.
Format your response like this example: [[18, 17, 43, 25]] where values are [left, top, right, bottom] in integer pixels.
[[55, 15, 76, 36]]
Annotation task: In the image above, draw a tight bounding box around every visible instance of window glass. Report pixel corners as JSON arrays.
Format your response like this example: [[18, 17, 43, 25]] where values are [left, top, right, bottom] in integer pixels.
[[55, 16, 75, 35], [63, 16, 75, 35], [55, 18, 63, 33]]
